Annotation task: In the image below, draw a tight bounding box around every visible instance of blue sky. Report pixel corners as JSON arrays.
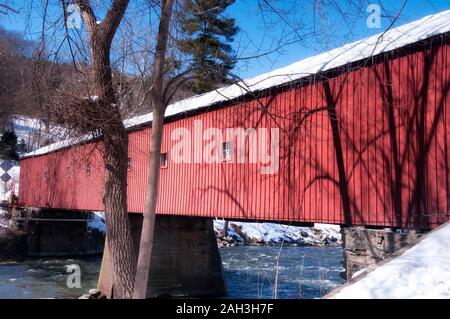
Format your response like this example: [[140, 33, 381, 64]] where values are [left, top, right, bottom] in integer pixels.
[[227, 0, 450, 78], [1, 0, 449, 79]]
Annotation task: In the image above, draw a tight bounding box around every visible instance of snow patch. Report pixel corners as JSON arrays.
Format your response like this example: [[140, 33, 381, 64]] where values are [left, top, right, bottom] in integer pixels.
[[332, 222, 450, 299], [22, 135, 91, 158]]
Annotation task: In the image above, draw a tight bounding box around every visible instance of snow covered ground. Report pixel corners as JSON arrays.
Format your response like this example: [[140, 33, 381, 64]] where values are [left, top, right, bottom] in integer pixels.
[[331, 222, 450, 299], [214, 219, 341, 246]]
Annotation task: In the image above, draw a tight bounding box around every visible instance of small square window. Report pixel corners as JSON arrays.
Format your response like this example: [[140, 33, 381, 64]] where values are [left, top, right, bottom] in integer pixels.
[[86, 162, 91, 176], [127, 157, 132, 170], [161, 153, 168, 168], [222, 141, 232, 161]]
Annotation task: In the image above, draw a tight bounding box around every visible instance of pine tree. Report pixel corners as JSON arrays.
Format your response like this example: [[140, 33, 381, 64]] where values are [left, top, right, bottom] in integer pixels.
[[177, 0, 239, 94], [0, 129, 18, 160]]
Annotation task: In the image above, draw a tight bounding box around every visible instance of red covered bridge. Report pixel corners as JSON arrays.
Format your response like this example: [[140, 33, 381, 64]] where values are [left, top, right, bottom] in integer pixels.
[[20, 11, 450, 230]]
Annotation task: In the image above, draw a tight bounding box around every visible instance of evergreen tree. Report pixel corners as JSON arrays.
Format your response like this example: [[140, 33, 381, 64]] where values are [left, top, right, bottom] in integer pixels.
[[177, 0, 239, 94], [0, 129, 18, 160]]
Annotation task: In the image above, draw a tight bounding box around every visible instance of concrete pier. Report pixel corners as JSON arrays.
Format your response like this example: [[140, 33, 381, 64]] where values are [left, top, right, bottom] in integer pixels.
[[12, 209, 104, 257], [341, 226, 424, 279], [98, 214, 225, 298]]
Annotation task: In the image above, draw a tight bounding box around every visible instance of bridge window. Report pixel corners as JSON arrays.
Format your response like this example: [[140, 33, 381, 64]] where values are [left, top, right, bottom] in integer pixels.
[[66, 166, 71, 177], [86, 162, 91, 176], [222, 141, 232, 161], [43, 170, 48, 180], [161, 153, 168, 168]]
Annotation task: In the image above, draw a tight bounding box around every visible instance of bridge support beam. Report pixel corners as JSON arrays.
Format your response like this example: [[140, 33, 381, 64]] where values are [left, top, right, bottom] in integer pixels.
[[98, 214, 225, 298], [341, 226, 424, 279]]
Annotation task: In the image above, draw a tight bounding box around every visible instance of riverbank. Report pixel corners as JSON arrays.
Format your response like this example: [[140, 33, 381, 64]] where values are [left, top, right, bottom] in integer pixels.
[[214, 220, 341, 247]]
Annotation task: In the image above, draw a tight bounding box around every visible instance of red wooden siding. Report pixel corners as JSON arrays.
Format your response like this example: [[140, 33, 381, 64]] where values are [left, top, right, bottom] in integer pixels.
[[19, 35, 450, 229]]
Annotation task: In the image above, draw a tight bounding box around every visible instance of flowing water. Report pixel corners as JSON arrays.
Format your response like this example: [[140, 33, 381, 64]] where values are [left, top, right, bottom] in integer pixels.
[[0, 246, 343, 299], [221, 246, 344, 299]]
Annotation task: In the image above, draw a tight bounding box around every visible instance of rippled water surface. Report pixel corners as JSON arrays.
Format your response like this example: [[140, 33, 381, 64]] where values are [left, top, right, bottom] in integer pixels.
[[0, 246, 343, 299], [221, 246, 344, 299]]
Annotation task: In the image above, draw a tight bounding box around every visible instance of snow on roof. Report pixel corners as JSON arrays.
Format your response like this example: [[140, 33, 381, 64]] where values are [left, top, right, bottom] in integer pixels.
[[21, 136, 88, 158], [124, 9, 450, 128], [22, 9, 450, 159], [330, 222, 450, 298]]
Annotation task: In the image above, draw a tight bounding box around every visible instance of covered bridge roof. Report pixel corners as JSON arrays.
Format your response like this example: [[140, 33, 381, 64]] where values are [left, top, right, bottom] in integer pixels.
[[23, 9, 450, 159]]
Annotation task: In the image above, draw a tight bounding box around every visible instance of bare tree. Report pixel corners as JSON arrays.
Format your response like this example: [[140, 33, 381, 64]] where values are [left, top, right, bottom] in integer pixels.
[[27, 0, 138, 298], [71, 0, 136, 299], [133, 0, 240, 298], [133, 0, 175, 299]]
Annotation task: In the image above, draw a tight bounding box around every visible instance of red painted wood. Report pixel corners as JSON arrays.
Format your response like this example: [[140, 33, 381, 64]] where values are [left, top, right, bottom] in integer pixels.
[[19, 35, 450, 229]]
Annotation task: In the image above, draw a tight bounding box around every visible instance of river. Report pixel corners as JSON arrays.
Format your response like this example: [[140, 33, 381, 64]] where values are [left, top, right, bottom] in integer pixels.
[[0, 246, 343, 299]]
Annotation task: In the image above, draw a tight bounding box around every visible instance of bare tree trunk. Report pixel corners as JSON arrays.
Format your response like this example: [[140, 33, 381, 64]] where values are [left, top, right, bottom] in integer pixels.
[[76, 0, 136, 299], [133, 0, 174, 299], [91, 28, 136, 301], [223, 220, 229, 236], [103, 133, 136, 299]]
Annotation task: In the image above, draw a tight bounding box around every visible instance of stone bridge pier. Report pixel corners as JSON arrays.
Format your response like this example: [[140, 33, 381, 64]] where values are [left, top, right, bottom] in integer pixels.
[[341, 226, 424, 279], [98, 214, 226, 298]]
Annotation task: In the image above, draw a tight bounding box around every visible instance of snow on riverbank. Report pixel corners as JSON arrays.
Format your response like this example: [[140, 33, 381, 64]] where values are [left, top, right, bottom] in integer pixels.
[[331, 222, 450, 299], [214, 219, 341, 246]]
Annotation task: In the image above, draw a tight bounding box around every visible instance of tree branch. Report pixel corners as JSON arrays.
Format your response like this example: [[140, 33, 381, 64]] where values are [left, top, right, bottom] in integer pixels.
[[0, 3, 18, 14], [74, 0, 97, 35], [101, 0, 131, 42]]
